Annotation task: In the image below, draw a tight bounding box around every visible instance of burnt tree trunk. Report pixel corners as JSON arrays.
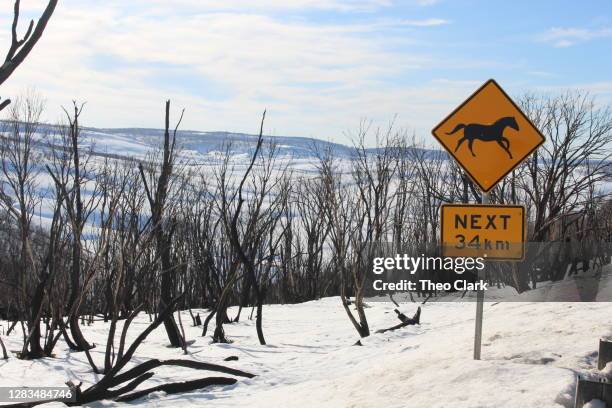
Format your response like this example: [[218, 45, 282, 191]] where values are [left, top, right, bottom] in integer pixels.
[[139, 100, 184, 348]]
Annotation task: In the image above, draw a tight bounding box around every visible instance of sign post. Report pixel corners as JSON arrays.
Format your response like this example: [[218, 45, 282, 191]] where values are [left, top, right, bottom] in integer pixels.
[[473, 192, 488, 361], [431, 79, 545, 360]]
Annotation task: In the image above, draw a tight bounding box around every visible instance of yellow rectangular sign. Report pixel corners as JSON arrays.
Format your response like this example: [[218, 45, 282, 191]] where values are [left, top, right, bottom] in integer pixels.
[[441, 204, 525, 260]]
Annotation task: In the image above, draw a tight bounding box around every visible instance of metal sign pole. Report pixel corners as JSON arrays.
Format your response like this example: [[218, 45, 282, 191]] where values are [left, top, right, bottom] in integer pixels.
[[473, 191, 488, 360], [430, 79, 545, 361]]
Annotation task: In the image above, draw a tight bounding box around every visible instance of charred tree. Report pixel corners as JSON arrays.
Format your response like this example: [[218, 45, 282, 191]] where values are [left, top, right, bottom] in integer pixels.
[[0, 0, 58, 111], [139, 100, 185, 348]]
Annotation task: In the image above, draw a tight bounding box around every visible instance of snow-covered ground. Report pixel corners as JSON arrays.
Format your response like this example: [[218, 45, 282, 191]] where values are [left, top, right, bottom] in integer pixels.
[[1, 298, 611, 407]]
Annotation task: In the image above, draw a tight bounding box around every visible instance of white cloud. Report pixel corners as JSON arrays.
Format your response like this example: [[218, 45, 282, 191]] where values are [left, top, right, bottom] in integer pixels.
[[401, 18, 448, 27], [0, 1, 453, 144], [538, 26, 612, 47], [527, 71, 555, 78], [140, 0, 393, 13], [414, 0, 440, 6]]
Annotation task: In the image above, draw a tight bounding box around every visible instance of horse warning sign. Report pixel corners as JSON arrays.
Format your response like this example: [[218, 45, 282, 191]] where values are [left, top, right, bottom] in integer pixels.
[[432, 79, 545, 192], [441, 204, 525, 260]]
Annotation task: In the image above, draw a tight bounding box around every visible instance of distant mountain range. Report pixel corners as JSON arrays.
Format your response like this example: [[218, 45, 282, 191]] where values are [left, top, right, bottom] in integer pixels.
[[93, 127, 359, 159], [2, 121, 444, 162]]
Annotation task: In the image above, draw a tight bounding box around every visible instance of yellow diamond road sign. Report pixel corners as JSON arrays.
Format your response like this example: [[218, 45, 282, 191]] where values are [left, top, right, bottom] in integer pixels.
[[432, 79, 545, 192]]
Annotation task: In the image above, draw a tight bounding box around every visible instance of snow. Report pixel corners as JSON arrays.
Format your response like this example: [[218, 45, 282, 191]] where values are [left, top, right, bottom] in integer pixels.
[[603, 361, 612, 376], [583, 400, 606, 408], [1, 298, 610, 407]]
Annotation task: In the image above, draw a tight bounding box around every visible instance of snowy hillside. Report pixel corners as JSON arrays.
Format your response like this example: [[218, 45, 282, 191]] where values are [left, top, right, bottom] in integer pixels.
[[1, 121, 442, 166], [1, 297, 610, 407]]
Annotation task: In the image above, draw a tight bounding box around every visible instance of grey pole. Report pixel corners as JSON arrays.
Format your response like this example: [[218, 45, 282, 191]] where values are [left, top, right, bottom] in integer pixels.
[[473, 191, 488, 360]]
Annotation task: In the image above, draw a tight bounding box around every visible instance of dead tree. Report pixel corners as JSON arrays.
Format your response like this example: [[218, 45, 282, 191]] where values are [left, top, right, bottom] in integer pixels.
[[207, 147, 241, 342], [184, 174, 221, 314], [232, 139, 288, 326], [138, 100, 185, 348], [93, 160, 132, 373], [46, 103, 99, 351], [112, 164, 151, 319], [219, 111, 270, 345], [319, 148, 366, 336], [39, 195, 70, 357], [294, 175, 331, 300], [0, 0, 57, 360], [0, 94, 65, 358], [520, 92, 612, 242], [276, 173, 297, 303], [331, 124, 398, 339], [0, 0, 58, 111], [391, 135, 418, 253], [0, 95, 45, 357], [517, 92, 612, 285], [4, 295, 255, 407]]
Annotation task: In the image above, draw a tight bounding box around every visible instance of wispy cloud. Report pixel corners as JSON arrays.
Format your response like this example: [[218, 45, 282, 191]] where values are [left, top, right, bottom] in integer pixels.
[[141, 0, 394, 13], [414, 0, 440, 6], [538, 26, 612, 47], [10, 0, 606, 146], [402, 18, 448, 27], [527, 71, 556, 78], [1, 0, 453, 143]]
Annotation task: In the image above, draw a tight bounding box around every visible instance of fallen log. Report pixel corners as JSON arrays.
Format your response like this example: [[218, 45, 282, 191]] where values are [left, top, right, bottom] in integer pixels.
[[3, 294, 255, 408], [0, 375, 239, 407], [107, 358, 255, 389], [115, 377, 237, 403], [376, 307, 421, 334]]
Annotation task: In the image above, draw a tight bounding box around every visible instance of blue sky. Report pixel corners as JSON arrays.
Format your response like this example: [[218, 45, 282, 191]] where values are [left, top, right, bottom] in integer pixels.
[[1, 0, 611, 145]]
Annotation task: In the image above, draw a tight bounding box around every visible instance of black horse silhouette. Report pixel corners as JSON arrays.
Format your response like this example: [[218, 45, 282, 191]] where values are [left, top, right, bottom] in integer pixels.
[[446, 116, 519, 159]]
